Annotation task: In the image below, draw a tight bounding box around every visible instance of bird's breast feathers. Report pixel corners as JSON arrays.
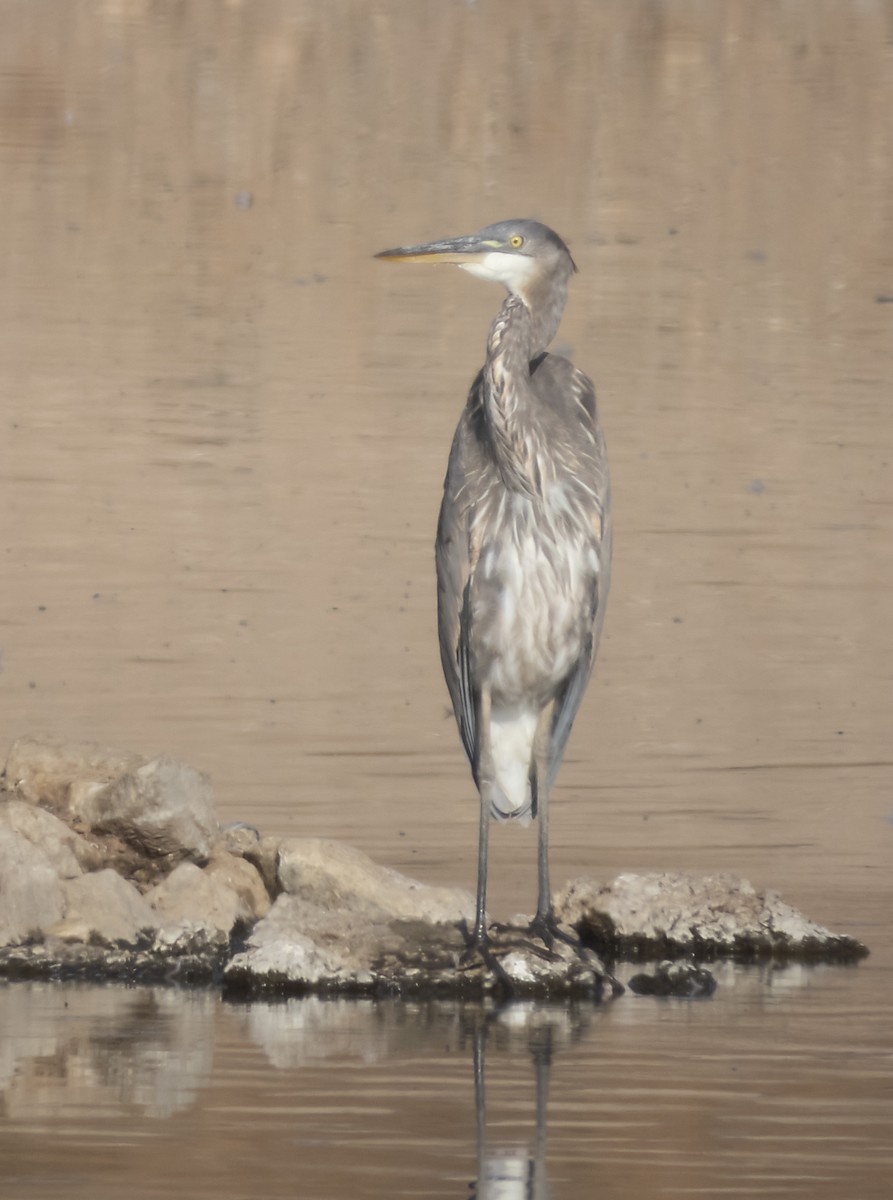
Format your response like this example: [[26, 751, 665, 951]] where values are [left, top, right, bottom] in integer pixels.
[[467, 488, 601, 709]]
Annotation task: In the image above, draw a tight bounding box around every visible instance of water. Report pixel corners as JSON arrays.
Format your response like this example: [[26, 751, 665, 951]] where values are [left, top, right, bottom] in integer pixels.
[[1, 965, 891, 1198], [1, 1, 892, 1195]]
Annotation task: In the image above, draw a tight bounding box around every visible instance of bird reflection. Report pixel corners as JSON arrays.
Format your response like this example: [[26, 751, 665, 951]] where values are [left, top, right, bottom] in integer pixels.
[[465, 1008, 579, 1200]]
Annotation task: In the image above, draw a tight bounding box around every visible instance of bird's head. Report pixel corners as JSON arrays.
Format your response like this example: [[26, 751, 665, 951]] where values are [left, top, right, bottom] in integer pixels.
[[376, 219, 576, 306]]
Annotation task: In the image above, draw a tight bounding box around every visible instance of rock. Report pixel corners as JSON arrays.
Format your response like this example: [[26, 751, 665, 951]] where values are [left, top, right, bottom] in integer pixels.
[[51, 869, 158, 946], [212, 825, 281, 905], [152, 921, 228, 958], [146, 854, 268, 935], [73, 757, 219, 861], [214, 823, 260, 858], [225, 887, 614, 1001], [557, 872, 869, 963], [628, 961, 718, 998], [0, 925, 229, 986], [0, 736, 872, 995], [0, 799, 85, 878], [206, 851, 270, 922], [454, 930, 617, 1000], [0, 827, 66, 945], [244, 834, 282, 898], [3, 735, 144, 813], [276, 838, 474, 924], [225, 894, 378, 991], [224, 890, 472, 995]]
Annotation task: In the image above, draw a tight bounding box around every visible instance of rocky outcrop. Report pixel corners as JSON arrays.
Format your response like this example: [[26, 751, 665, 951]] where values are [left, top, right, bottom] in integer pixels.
[[557, 872, 865, 964], [71, 755, 219, 862], [146, 853, 270, 934], [0, 736, 869, 998], [0, 825, 67, 945], [0, 800, 89, 877], [4, 736, 144, 812], [217, 839, 607, 999], [277, 837, 474, 922], [52, 869, 158, 945]]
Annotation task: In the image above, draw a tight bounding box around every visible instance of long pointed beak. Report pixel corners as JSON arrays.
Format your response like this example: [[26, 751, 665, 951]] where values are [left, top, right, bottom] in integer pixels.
[[375, 233, 495, 265]]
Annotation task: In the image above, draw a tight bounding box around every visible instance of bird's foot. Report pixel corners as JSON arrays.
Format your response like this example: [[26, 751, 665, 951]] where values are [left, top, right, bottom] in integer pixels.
[[458, 922, 515, 989], [458, 919, 499, 965], [457, 918, 623, 997], [525, 912, 624, 995], [526, 909, 581, 952]]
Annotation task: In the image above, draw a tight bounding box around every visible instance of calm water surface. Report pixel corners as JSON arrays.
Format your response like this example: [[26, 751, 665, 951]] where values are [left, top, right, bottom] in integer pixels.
[[1, 1, 892, 1196], [1, 963, 891, 1199]]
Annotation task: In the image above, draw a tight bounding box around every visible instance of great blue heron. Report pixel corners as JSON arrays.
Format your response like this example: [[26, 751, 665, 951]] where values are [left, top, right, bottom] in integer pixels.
[[377, 219, 610, 950]]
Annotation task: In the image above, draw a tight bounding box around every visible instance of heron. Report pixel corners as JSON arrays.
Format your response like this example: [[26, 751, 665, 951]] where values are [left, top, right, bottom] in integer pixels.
[[377, 219, 611, 951]]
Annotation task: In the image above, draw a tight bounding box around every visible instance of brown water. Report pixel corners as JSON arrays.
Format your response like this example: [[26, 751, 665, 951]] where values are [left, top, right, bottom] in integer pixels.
[[1, 2, 892, 1195], [1, 970, 891, 1199]]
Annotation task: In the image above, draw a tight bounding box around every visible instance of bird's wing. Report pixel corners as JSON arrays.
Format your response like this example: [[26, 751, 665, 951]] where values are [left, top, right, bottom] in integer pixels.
[[530, 350, 596, 425], [547, 649, 593, 790], [547, 580, 600, 789], [547, 508, 611, 788], [538, 359, 613, 787], [435, 399, 483, 783]]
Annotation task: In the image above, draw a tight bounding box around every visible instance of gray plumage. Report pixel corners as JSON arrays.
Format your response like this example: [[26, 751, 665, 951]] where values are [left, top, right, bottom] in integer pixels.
[[377, 219, 611, 945]]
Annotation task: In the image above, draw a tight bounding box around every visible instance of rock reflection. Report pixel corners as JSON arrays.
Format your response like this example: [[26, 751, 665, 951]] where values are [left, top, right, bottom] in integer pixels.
[[0, 962, 824, 1133], [0, 984, 215, 1119], [237, 994, 410, 1069], [0, 981, 591, 1196], [236, 995, 590, 1198]]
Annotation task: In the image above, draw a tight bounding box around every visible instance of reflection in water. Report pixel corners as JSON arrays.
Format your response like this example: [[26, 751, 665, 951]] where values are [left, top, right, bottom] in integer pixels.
[[1, 1, 891, 1194], [0, 984, 216, 1120], [468, 1012, 563, 1200], [0, 980, 584, 1199], [0, 981, 585, 1197], [1, 973, 891, 1198]]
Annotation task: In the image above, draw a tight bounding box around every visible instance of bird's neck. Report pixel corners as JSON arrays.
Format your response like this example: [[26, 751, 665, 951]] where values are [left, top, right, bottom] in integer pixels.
[[483, 295, 550, 499], [519, 269, 569, 354]]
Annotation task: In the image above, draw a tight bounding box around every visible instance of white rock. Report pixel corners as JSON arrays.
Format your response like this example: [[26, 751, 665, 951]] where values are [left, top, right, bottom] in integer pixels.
[[74, 756, 219, 860], [277, 838, 473, 924], [214, 823, 260, 858], [0, 799, 84, 879], [52, 870, 158, 946], [557, 871, 846, 951], [205, 852, 270, 921], [152, 920, 227, 955], [3, 735, 143, 811], [146, 855, 267, 935], [226, 894, 373, 986], [244, 834, 281, 897], [0, 826, 66, 946]]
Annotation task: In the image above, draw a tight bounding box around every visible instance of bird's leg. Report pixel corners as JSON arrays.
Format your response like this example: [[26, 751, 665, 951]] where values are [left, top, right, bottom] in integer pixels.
[[527, 719, 577, 950], [460, 691, 517, 990], [529, 766, 558, 944], [472, 777, 491, 946], [467, 687, 494, 950], [528, 818, 577, 950]]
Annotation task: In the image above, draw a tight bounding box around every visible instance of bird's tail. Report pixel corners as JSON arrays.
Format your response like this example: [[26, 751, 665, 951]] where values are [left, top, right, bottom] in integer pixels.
[[488, 709, 538, 825]]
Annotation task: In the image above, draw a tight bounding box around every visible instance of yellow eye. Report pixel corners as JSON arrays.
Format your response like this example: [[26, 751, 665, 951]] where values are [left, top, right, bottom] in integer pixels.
[[510, 234, 524, 249]]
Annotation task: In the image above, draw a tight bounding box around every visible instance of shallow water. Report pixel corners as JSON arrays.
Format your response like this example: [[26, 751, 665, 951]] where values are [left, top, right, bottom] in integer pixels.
[[1, 964, 891, 1199], [1, 1, 892, 1195]]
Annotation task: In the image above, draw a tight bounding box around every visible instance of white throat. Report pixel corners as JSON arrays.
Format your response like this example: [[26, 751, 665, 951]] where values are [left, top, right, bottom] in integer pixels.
[[461, 251, 537, 295]]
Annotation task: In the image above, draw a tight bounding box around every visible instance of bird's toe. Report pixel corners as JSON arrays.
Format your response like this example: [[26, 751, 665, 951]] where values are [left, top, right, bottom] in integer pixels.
[[527, 910, 580, 950]]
